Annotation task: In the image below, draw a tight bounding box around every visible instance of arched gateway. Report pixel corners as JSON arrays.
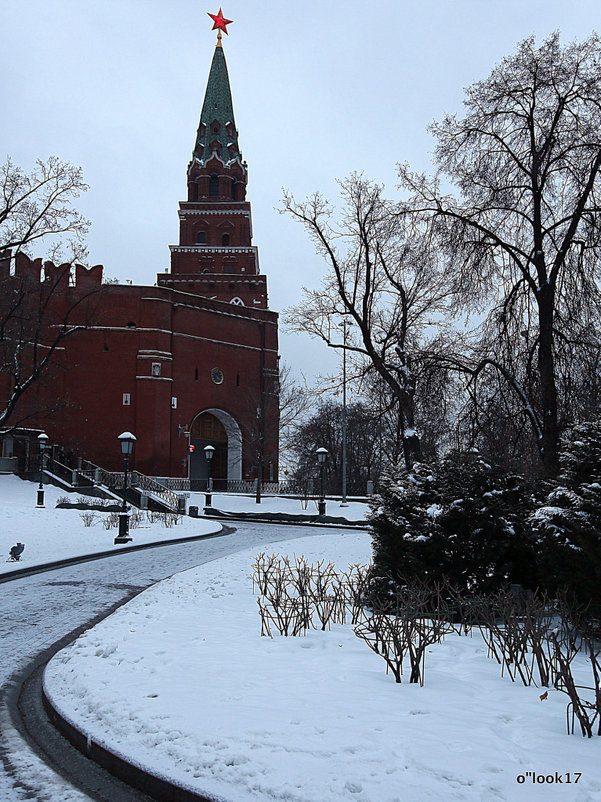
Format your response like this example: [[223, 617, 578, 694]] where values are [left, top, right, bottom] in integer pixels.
[[189, 409, 242, 489]]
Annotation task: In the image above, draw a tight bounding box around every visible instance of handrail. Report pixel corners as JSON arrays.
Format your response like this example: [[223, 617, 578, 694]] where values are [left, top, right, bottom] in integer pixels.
[[69, 457, 179, 512], [129, 471, 179, 511]]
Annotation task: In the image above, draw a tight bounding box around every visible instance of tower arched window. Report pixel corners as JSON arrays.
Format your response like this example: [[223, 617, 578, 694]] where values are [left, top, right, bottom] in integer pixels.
[[222, 232, 230, 246], [209, 174, 219, 197], [197, 231, 206, 243]]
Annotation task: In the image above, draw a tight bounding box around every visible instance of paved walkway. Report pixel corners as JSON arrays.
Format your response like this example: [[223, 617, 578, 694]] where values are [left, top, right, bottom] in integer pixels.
[[0, 523, 318, 801]]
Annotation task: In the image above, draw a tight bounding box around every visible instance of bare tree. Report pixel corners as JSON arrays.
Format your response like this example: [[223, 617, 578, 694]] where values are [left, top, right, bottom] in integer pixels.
[[1, 156, 89, 259], [283, 174, 451, 469], [0, 258, 102, 429], [0, 155, 97, 429], [398, 33, 601, 476], [289, 399, 381, 496], [236, 362, 310, 502]]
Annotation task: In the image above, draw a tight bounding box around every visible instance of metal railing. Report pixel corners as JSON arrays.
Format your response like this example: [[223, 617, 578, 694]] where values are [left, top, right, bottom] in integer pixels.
[[51, 457, 180, 512], [153, 477, 316, 496]]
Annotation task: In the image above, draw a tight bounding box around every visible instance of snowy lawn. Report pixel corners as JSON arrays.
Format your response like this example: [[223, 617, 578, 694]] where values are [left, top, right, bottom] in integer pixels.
[[0, 476, 368, 577], [0, 476, 221, 576], [195, 492, 370, 522], [44, 532, 601, 802]]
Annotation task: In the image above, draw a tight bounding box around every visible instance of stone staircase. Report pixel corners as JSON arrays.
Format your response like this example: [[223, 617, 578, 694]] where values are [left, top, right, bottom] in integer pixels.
[[44, 456, 180, 513]]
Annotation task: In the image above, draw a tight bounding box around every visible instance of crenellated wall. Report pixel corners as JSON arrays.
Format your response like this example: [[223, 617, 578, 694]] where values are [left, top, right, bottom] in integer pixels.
[[1, 251, 104, 289]]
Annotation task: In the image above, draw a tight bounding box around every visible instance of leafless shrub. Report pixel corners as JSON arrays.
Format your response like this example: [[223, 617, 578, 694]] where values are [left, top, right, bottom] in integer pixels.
[[56, 496, 69, 506], [354, 611, 408, 683], [79, 512, 97, 527], [129, 511, 143, 530], [552, 633, 601, 738], [257, 596, 312, 637], [252, 553, 369, 637], [355, 579, 452, 685], [102, 512, 120, 530], [339, 564, 370, 625], [161, 512, 181, 528]]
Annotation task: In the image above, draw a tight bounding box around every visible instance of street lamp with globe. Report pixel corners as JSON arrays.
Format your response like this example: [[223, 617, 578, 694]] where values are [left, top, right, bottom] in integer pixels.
[[316, 447, 328, 516], [36, 432, 49, 508], [204, 444, 215, 509], [115, 431, 136, 544]]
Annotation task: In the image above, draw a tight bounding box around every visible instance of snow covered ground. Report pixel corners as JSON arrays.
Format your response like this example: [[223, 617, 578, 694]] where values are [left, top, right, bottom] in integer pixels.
[[202, 492, 370, 521], [0, 476, 220, 576], [0, 475, 368, 576], [44, 532, 601, 802]]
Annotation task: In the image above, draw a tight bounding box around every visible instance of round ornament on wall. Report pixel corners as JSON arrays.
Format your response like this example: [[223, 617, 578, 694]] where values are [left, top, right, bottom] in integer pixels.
[[211, 367, 224, 385]]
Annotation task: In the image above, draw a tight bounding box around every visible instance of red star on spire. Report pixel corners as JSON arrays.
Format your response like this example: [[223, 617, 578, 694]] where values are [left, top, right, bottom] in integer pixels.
[[208, 9, 233, 35]]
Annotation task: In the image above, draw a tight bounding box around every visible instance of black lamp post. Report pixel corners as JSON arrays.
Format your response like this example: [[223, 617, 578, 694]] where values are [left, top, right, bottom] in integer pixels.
[[36, 432, 49, 508], [316, 447, 328, 516], [115, 431, 136, 544], [204, 444, 215, 509]]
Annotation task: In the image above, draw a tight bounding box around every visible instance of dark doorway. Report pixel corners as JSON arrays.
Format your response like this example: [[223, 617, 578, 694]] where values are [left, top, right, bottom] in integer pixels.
[[189, 412, 228, 490]]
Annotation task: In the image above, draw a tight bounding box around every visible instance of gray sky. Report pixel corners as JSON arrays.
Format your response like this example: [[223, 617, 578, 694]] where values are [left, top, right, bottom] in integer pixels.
[[2, 1, 599, 385]]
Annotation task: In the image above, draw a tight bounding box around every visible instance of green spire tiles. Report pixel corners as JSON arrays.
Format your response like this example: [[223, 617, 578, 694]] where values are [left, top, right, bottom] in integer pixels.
[[193, 44, 241, 166]]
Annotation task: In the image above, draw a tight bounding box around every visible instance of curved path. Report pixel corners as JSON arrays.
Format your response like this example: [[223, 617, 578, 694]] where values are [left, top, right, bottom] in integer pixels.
[[0, 522, 321, 801]]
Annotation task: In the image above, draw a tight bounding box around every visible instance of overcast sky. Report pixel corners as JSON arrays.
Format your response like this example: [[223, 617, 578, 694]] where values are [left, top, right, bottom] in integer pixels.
[[2, 1, 600, 385]]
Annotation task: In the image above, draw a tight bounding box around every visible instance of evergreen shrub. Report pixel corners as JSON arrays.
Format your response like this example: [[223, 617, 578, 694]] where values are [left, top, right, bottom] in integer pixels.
[[531, 420, 601, 615], [368, 451, 541, 606]]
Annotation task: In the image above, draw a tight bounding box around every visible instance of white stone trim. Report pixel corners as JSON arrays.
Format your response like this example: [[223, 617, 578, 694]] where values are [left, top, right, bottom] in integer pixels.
[[178, 209, 250, 216], [192, 408, 242, 481]]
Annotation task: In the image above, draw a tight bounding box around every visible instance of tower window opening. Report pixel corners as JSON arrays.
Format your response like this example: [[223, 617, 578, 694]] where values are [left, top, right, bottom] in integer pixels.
[[209, 174, 219, 197], [194, 367, 199, 381], [231, 179, 236, 199], [197, 231, 206, 243], [222, 232, 230, 246], [236, 373, 240, 386]]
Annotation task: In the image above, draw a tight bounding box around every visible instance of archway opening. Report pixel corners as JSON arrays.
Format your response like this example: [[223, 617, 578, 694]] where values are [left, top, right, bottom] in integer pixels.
[[189, 409, 242, 490]]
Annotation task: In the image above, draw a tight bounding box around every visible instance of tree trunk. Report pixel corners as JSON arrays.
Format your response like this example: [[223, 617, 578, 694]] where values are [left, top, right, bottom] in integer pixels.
[[537, 285, 560, 477], [399, 384, 423, 470]]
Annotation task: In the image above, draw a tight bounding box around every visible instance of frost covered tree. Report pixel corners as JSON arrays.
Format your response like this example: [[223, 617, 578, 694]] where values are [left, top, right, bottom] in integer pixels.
[[1, 156, 89, 259], [398, 33, 601, 476], [289, 399, 382, 495], [283, 175, 452, 469], [0, 155, 93, 428], [532, 420, 601, 612], [368, 452, 540, 603]]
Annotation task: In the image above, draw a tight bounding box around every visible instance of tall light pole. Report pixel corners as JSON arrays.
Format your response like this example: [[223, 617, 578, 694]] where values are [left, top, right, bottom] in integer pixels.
[[338, 320, 350, 507], [36, 432, 49, 508], [115, 431, 136, 544], [316, 447, 328, 516], [204, 444, 215, 509]]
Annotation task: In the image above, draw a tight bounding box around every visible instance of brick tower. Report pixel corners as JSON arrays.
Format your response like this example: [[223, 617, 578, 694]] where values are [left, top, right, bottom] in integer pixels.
[[158, 36, 267, 310], [1, 28, 279, 485]]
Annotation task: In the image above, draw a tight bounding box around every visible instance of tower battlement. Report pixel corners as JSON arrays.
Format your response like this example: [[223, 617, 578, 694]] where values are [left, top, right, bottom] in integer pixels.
[[0, 251, 104, 290]]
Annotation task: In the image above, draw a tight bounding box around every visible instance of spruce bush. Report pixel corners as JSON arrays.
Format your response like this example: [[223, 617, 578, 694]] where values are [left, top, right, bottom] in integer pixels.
[[532, 420, 601, 615], [368, 452, 540, 605]]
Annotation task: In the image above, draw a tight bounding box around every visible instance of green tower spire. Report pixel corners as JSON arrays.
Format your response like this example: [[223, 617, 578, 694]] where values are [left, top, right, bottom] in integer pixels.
[[193, 41, 241, 166]]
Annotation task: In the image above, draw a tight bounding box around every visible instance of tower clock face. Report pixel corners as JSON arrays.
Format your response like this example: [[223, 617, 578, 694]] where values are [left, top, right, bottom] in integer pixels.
[[211, 367, 224, 385]]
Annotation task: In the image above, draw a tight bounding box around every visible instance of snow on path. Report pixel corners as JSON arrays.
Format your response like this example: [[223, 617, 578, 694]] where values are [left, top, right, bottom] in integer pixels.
[[0, 476, 222, 577], [0, 517, 318, 800], [44, 533, 601, 802], [0, 475, 368, 577]]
